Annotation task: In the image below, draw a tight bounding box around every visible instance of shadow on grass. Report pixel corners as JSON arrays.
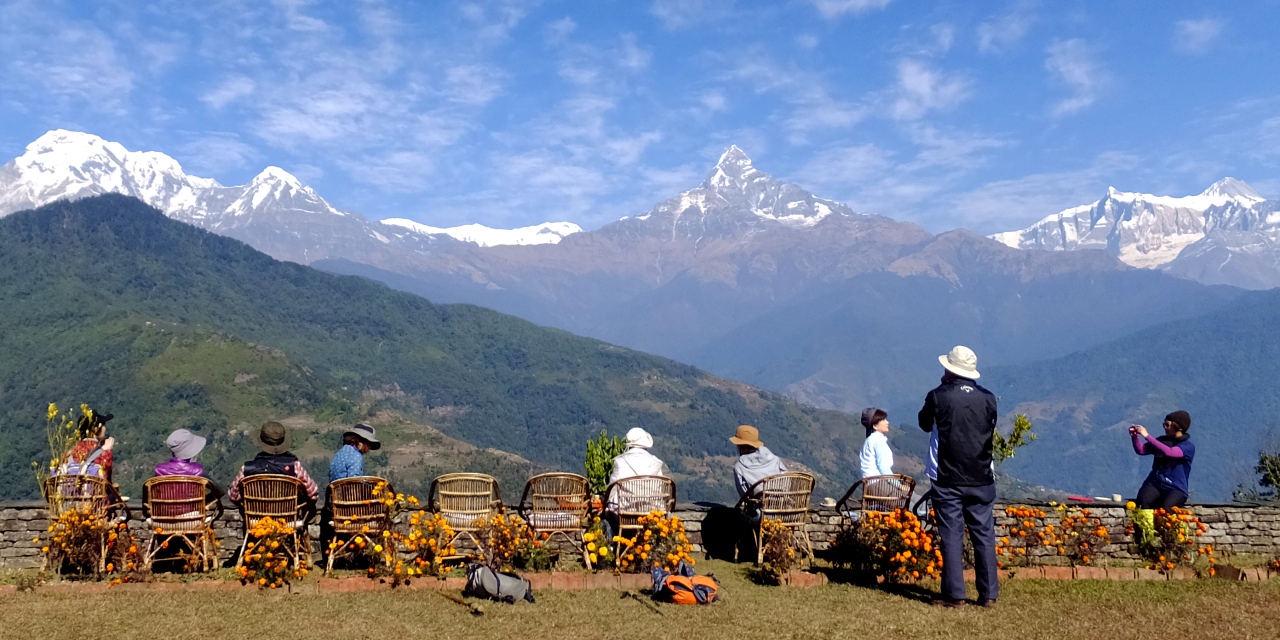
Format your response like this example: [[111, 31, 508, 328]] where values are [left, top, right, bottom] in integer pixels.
[[816, 566, 938, 604]]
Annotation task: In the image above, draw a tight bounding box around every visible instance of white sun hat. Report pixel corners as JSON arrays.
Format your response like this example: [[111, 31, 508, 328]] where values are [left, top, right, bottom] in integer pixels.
[[939, 345, 980, 379], [624, 427, 654, 449]]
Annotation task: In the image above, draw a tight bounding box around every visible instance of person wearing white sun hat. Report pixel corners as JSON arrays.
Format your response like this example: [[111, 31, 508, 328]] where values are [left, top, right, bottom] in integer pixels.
[[600, 428, 668, 543], [919, 345, 999, 609]]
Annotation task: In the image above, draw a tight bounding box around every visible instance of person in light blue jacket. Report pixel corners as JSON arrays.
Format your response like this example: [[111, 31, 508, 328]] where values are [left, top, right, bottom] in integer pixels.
[[860, 407, 894, 477]]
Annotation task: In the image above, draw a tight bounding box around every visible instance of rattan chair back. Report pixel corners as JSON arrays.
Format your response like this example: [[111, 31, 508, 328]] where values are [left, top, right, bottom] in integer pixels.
[[428, 473, 502, 531], [240, 474, 304, 528], [328, 476, 393, 535], [836, 474, 916, 515], [143, 476, 213, 534], [755, 472, 815, 526], [519, 473, 590, 532], [44, 474, 113, 518]]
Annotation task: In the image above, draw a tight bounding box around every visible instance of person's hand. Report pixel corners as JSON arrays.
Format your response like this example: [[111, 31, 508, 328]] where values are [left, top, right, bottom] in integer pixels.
[[1133, 425, 1148, 438], [102, 437, 115, 451]]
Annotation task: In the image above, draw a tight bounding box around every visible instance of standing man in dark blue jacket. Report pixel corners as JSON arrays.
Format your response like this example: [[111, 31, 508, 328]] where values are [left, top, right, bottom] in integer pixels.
[[919, 345, 999, 608]]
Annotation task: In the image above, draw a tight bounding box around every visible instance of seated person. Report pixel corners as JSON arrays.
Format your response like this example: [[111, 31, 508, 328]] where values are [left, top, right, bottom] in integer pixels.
[[1130, 411, 1195, 509], [602, 428, 666, 540], [144, 428, 225, 518], [227, 421, 319, 523], [859, 407, 895, 478], [731, 425, 787, 499], [64, 410, 116, 482], [328, 423, 380, 483]]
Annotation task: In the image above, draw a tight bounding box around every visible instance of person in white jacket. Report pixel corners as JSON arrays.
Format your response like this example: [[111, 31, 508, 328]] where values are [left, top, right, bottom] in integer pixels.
[[601, 428, 666, 542], [860, 407, 895, 477], [606, 428, 666, 511]]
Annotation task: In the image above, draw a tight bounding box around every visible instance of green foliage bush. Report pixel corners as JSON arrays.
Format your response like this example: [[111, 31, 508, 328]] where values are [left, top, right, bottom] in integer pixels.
[[584, 430, 627, 495]]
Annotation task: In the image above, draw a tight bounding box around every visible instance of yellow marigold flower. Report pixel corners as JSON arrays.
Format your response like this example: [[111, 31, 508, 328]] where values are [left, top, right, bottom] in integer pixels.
[[374, 544, 384, 553]]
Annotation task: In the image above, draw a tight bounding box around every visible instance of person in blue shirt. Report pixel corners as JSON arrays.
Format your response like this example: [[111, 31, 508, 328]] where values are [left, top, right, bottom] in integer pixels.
[[1130, 411, 1195, 508], [860, 407, 894, 477], [328, 423, 380, 483]]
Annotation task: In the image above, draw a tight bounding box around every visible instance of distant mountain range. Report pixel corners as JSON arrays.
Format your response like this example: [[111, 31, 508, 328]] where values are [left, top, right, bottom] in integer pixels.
[[0, 195, 871, 503], [2, 131, 1276, 500], [993, 179, 1280, 289]]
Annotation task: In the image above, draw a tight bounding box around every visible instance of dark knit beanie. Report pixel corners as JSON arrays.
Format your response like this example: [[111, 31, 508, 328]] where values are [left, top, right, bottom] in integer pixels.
[[1165, 410, 1191, 433], [861, 407, 888, 435]]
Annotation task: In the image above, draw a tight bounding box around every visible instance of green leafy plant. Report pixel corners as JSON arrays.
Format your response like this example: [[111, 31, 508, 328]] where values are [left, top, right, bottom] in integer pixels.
[[584, 430, 626, 495], [992, 413, 1037, 466]]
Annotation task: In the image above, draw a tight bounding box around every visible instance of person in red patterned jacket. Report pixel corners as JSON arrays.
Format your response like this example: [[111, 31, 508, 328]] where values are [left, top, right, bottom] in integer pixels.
[[227, 422, 319, 522], [65, 411, 116, 482]]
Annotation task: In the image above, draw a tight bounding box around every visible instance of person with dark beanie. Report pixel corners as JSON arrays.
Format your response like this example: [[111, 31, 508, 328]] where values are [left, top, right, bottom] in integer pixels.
[[919, 346, 999, 608], [1130, 411, 1195, 508]]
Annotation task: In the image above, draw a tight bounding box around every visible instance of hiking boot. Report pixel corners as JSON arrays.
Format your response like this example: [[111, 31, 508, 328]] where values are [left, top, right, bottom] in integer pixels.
[[978, 599, 997, 608], [930, 598, 967, 608]]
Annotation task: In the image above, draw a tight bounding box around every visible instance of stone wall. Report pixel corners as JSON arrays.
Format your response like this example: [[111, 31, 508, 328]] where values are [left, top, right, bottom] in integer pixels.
[[3, 500, 1278, 569]]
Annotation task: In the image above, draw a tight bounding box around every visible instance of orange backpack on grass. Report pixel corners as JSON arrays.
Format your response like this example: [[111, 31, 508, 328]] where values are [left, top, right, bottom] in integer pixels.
[[652, 562, 719, 605]]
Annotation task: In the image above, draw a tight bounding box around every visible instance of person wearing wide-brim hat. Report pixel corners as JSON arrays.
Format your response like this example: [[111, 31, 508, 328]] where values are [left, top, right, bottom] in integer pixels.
[[329, 423, 381, 483], [227, 421, 320, 514], [919, 345, 999, 608], [730, 425, 787, 498], [146, 428, 225, 514]]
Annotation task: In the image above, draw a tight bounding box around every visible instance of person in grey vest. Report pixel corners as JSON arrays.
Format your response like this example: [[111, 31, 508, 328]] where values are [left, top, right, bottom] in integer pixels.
[[918, 346, 999, 608]]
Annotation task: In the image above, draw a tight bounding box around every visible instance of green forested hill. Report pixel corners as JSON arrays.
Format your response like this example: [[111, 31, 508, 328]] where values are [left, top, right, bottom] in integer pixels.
[[0, 195, 866, 502]]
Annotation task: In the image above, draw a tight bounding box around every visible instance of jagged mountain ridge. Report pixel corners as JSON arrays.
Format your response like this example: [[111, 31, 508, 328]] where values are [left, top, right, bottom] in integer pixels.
[[0, 130, 583, 264], [992, 179, 1280, 288]]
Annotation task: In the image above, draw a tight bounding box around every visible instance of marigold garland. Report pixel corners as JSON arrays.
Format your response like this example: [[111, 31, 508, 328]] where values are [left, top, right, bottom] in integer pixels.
[[830, 509, 940, 584], [236, 516, 307, 589], [614, 511, 695, 574]]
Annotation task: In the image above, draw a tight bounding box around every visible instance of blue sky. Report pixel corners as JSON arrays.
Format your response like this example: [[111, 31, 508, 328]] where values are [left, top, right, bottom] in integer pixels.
[[2, 0, 1279, 234]]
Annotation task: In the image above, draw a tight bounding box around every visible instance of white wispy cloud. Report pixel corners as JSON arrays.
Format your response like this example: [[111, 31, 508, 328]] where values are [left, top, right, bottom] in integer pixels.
[[1174, 17, 1224, 55], [619, 34, 652, 71], [1045, 39, 1108, 116], [949, 151, 1140, 231], [650, 0, 736, 29], [444, 64, 506, 106], [179, 133, 260, 176], [977, 1, 1035, 54], [891, 60, 971, 120], [201, 76, 256, 109], [727, 56, 865, 142], [809, 0, 893, 20]]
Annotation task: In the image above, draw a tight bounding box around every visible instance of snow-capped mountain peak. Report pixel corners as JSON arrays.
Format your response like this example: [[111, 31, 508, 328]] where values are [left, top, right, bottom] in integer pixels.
[[380, 218, 582, 247], [1201, 177, 1262, 201], [614, 144, 852, 238], [702, 145, 759, 190], [992, 178, 1274, 273]]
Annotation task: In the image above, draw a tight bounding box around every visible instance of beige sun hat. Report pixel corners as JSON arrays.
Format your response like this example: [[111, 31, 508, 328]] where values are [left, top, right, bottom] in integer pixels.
[[939, 345, 980, 379]]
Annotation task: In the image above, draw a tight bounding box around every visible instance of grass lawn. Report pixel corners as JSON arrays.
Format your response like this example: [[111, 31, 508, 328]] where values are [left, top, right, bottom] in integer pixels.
[[2, 560, 1278, 640]]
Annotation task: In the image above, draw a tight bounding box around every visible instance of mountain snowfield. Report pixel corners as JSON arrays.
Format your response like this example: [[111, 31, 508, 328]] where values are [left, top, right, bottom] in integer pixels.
[[380, 218, 582, 247], [992, 178, 1279, 288], [0, 130, 578, 250]]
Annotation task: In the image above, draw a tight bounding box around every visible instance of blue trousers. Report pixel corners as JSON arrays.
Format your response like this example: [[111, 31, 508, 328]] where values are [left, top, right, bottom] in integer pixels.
[[932, 483, 999, 602]]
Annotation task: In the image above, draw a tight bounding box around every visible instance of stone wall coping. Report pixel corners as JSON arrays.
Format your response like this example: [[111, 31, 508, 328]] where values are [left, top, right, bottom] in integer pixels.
[[2, 499, 1276, 511]]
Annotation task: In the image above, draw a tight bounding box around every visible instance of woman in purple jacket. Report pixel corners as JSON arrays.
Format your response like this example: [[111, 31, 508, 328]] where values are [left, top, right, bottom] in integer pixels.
[[146, 429, 224, 511], [1130, 411, 1195, 509]]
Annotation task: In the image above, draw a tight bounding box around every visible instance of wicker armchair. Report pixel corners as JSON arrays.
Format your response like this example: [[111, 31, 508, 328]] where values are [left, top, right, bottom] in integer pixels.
[[142, 475, 222, 572], [836, 474, 916, 524], [735, 472, 816, 565], [42, 474, 130, 573], [428, 473, 503, 551], [324, 476, 395, 574], [518, 473, 591, 567], [602, 475, 675, 558], [236, 474, 310, 569]]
